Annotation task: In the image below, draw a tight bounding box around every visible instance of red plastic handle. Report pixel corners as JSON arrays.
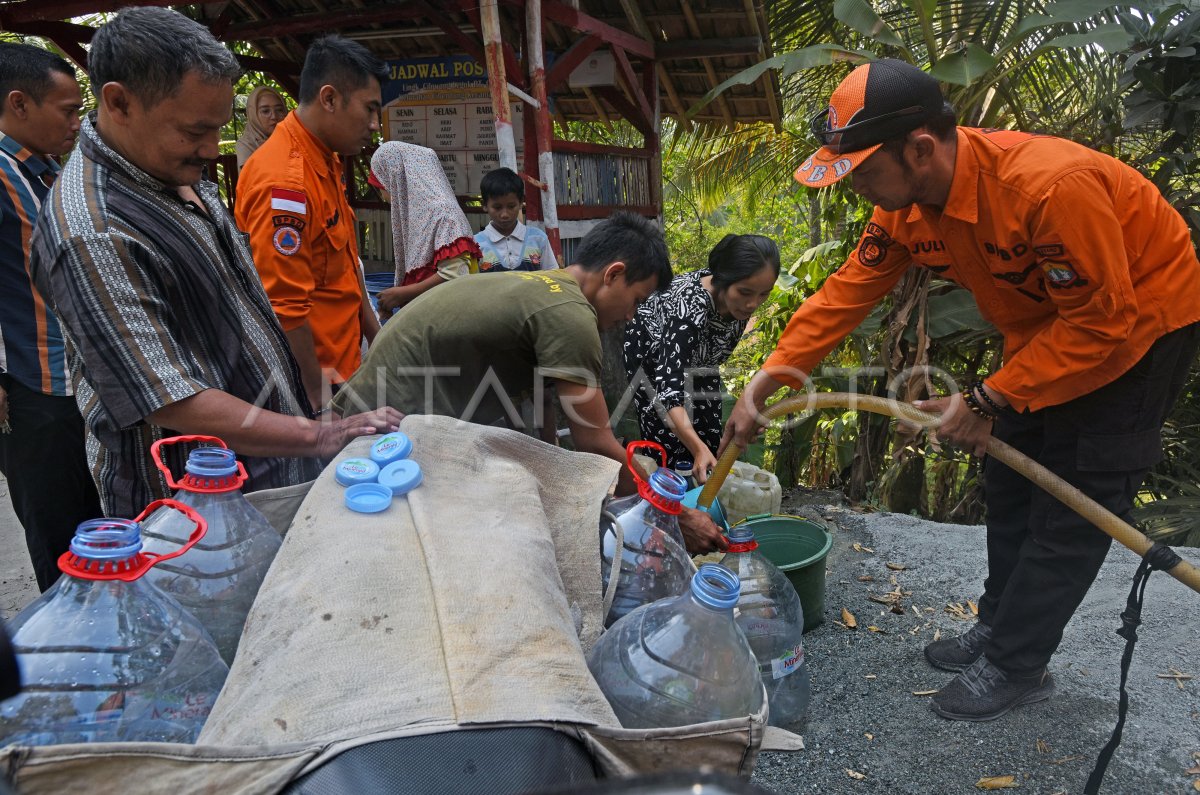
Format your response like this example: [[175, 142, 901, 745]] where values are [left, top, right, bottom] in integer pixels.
[[625, 440, 668, 486], [58, 499, 209, 582], [130, 499, 208, 577], [149, 435, 228, 491]]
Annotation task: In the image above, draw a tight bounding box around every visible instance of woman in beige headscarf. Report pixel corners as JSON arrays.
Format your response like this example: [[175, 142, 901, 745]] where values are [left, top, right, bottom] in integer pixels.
[[235, 86, 287, 168]]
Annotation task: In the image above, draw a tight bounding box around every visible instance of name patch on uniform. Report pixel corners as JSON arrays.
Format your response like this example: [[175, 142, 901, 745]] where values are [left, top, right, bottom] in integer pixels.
[[272, 214, 305, 230], [273, 225, 302, 256], [270, 188, 306, 215]]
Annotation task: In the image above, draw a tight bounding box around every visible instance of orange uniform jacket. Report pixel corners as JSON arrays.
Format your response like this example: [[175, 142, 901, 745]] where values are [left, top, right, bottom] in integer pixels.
[[236, 112, 364, 383], [765, 127, 1200, 412]]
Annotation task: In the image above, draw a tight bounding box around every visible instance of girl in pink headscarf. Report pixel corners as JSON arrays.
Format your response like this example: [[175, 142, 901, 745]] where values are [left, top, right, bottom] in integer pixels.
[[371, 141, 480, 317]]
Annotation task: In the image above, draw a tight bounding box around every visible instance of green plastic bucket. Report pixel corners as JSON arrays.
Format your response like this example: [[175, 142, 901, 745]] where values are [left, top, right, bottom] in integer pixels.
[[735, 513, 833, 633]]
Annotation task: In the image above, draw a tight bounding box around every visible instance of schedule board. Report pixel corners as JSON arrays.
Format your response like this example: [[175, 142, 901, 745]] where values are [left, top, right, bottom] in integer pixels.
[[382, 56, 524, 194]]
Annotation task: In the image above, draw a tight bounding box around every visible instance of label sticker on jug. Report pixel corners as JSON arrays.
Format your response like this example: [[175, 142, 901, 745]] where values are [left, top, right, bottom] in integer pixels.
[[771, 644, 804, 680]]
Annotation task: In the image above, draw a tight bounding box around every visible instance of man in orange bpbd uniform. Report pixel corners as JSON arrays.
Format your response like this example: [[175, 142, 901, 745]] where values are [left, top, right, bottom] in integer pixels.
[[237, 35, 387, 410], [721, 59, 1200, 721]]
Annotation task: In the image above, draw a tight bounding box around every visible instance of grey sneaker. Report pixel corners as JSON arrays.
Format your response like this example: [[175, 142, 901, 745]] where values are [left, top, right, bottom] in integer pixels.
[[930, 655, 1054, 722], [924, 622, 992, 672]]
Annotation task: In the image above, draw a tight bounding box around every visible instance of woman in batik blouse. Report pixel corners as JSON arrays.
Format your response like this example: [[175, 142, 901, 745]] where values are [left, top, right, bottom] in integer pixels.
[[623, 234, 780, 483]]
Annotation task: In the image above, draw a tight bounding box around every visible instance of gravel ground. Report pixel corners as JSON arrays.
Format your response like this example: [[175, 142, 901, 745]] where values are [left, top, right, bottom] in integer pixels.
[[750, 491, 1200, 795]]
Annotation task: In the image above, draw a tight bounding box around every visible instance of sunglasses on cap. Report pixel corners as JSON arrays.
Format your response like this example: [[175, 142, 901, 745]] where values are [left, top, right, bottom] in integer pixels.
[[809, 105, 929, 153]]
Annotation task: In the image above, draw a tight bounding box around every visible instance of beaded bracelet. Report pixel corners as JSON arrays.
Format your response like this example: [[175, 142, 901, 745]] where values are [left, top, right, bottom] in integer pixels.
[[960, 388, 996, 422], [971, 380, 1007, 416]]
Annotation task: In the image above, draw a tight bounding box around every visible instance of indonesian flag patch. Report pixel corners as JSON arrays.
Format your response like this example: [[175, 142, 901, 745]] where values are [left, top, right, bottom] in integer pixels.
[[270, 188, 306, 215]]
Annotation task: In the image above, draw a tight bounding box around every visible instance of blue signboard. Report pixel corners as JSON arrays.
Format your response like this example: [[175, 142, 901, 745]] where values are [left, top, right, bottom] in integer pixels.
[[382, 55, 487, 104]]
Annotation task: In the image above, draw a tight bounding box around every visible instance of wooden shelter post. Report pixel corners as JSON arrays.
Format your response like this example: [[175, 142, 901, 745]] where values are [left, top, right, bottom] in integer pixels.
[[526, 0, 561, 257], [479, 0, 517, 171]]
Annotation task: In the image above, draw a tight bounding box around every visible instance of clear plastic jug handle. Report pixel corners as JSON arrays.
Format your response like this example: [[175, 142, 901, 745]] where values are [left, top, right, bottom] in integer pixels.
[[150, 434, 229, 490]]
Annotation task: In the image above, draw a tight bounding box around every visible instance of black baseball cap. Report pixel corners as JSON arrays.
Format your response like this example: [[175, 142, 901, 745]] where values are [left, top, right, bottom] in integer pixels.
[[795, 59, 948, 188]]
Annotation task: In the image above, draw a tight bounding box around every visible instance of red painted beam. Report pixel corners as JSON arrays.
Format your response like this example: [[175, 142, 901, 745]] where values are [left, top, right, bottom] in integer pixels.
[[413, 1, 486, 65], [557, 204, 657, 220], [541, 0, 654, 61], [0, 0, 173, 24], [611, 46, 652, 132], [593, 86, 653, 139], [544, 33, 602, 92], [222, 5, 426, 40], [551, 139, 652, 158]]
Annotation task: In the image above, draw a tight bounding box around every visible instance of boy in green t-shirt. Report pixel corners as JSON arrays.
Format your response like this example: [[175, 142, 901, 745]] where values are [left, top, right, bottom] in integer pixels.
[[332, 212, 726, 553]]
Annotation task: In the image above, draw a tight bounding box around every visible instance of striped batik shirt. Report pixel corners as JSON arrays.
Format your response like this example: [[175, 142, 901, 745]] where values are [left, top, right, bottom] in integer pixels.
[[30, 113, 320, 518], [0, 133, 70, 396]]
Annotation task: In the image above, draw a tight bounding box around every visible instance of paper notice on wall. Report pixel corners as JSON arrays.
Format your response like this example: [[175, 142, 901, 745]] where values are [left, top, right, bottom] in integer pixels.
[[437, 151, 467, 194], [467, 151, 501, 194]]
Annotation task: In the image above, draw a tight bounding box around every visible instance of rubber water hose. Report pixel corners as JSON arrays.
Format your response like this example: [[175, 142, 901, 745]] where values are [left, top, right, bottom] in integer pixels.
[[698, 392, 1200, 595]]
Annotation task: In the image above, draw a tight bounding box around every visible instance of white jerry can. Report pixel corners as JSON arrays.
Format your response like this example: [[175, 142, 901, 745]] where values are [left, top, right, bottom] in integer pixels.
[[717, 461, 782, 525]]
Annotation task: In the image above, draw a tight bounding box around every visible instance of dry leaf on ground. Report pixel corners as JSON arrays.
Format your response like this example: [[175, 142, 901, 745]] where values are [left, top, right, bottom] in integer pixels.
[[1036, 739, 1049, 754], [1193, 780, 1199, 793], [858, 575, 875, 582], [867, 626, 886, 633], [864, 732, 874, 740], [845, 769, 867, 781], [975, 775, 1019, 789], [852, 542, 875, 553], [912, 689, 938, 696], [842, 607, 858, 628], [886, 562, 907, 570], [946, 602, 975, 620]]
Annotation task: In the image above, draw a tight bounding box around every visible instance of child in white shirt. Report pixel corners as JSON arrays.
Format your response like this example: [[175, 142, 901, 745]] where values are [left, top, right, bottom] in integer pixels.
[[475, 167, 559, 272]]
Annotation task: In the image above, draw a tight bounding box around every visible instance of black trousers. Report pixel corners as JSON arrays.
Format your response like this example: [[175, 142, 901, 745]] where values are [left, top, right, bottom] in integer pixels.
[[978, 322, 1200, 674], [0, 375, 101, 592]]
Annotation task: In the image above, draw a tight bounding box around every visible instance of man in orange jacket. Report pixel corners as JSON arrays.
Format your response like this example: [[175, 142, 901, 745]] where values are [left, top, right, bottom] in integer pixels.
[[237, 36, 386, 411], [722, 59, 1200, 721]]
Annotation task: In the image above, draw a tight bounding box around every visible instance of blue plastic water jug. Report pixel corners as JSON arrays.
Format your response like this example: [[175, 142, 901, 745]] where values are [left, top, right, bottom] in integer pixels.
[[0, 502, 228, 746], [588, 564, 764, 728], [719, 522, 810, 727], [139, 435, 282, 664], [600, 442, 695, 627]]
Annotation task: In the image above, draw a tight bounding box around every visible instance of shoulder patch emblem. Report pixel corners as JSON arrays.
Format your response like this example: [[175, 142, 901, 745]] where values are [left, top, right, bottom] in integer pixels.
[[273, 225, 302, 256], [856, 223, 894, 268], [1041, 259, 1087, 288]]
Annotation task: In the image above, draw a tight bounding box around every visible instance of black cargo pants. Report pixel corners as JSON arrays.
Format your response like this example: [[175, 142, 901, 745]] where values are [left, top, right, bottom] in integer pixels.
[[978, 322, 1200, 675]]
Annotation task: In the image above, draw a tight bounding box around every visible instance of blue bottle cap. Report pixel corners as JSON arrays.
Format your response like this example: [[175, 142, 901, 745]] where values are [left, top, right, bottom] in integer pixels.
[[369, 432, 412, 465], [378, 459, 422, 496], [335, 457, 380, 487], [345, 482, 393, 513]]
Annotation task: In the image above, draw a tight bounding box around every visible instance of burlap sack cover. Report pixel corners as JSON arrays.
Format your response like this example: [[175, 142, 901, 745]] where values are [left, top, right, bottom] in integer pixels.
[[1, 417, 768, 793]]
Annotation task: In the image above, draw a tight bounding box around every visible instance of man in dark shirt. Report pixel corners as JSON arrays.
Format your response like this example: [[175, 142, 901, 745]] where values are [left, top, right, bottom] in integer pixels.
[[30, 7, 400, 518], [0, 43, 97, 590]]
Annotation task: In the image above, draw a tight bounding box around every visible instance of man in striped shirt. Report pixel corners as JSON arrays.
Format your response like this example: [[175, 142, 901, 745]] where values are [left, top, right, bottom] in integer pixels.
[[29, 8, 401, 520], [0, 43, 98, 590]]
